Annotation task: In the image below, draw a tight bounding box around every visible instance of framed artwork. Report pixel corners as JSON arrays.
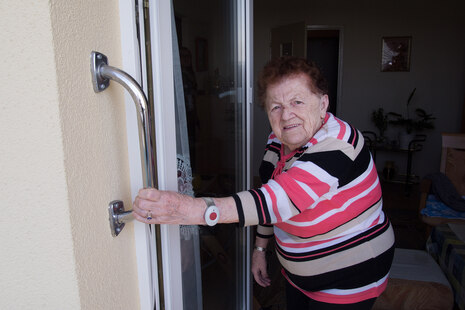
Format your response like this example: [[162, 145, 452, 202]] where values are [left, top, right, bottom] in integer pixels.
[[381, 36, 412, 72], [280, 42, 293, 56], [195, 37, 208, 72]]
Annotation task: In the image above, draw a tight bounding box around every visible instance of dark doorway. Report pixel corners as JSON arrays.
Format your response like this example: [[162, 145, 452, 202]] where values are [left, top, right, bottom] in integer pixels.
[[307, 29, 340, 115]]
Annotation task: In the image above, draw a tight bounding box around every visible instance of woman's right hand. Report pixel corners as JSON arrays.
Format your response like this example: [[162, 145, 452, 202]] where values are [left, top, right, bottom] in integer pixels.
[[251, 249, 271, 287]]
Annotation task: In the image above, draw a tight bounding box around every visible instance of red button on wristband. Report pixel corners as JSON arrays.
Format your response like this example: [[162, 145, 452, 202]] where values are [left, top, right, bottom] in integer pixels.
[[202, 197, 219, 226]]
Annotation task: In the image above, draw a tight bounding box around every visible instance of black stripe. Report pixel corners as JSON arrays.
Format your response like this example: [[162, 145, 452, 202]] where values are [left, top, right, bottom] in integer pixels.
[[232, 194, 245, 227], [277, 215, 390, 261], [256, 232, 274, 239], [257, 189, 272, 223], [249, 189, 272, 224], [347, 124, 356, 146], [267, 142, 281, 156], [259, 161, 275, 184], [285, 245, 394, 292], [289, 198, 301, 214], [353, 129, 363, 149], [299, 146, 371, 188]]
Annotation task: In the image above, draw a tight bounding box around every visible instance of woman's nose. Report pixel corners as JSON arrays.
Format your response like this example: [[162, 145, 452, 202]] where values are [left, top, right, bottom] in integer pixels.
[[281, 107, 295, 120]]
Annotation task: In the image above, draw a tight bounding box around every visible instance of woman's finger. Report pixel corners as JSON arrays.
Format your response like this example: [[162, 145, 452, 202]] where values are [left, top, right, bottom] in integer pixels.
[[138, 187, 161, 201], [253, 270, 271, 287], [132, 209, 154, 224], [134, 196, 157, 211]]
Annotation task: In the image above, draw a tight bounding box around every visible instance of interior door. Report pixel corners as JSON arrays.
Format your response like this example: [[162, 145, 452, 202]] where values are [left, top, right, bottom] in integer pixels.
[[119, 0, 253, 309], [307, 28, 341, 115], [270, 22, 342, 116]]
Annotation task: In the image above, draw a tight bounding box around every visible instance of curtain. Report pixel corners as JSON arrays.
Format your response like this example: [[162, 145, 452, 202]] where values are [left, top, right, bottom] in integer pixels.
[[171, 3, 203, 309]]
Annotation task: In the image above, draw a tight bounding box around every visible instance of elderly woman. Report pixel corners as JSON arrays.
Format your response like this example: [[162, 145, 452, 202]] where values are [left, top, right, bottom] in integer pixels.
[[133, 57, 394, 309]]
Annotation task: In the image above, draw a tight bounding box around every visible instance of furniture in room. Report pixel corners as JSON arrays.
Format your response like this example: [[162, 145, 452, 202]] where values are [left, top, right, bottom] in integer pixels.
[[428, 223, 465, 310], [419, 133, 465, 227], [363, 131, 426, 195], [373, 248, 453, 310]]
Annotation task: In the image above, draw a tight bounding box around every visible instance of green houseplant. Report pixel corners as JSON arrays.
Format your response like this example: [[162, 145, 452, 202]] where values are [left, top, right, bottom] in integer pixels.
[[388, 88, 435, 134], [371, 108, 389, 142], [388, 88, 435, 149]]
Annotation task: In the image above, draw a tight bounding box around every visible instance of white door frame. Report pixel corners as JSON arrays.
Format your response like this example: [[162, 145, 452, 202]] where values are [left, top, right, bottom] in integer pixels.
[[118, 1, 182, 309], [119, 0, 253, 309], [148, 1, 184, 309]]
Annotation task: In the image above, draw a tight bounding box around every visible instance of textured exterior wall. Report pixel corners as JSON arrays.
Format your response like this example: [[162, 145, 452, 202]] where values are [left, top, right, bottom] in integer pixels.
[[0, 1, 140, 309], [0, 1, 81, 308]]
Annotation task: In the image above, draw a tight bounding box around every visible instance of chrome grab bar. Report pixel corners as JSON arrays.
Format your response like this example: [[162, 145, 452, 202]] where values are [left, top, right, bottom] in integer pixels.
[[90, 51, 156, 237], [91, 51, 166, 310]]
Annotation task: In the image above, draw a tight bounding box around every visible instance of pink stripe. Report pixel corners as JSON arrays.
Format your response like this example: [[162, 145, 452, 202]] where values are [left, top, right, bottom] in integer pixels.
[[263, 184, 281, 222], [282, 270, 388, 304], [269, 144, 280, 151], [335, 117, 346, 140], [290, 164, 380, 223], [274, 173, 315, 212], [251, 189, 267, 224], [285, 167, 331, 197], [324, 113, 330, 123], [370, 215, 381, 227], [306, 278, 388, 304], [276, 214, 382, 249], [277, 220, 389, 260], [276, 186, 381, 237], [275, 216, 381, 249], [350, 128, 357, 146]]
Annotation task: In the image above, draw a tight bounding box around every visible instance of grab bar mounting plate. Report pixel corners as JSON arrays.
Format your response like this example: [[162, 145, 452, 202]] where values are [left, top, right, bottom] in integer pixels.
[[91, 51, 110, 92]]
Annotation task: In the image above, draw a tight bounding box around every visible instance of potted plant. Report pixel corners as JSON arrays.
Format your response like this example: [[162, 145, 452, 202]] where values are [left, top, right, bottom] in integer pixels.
[[388, 88, 435, 149], [371, 108, 389, 143]]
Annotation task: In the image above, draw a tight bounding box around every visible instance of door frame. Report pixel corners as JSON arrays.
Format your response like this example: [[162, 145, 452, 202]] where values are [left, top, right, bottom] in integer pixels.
[[119, 0, 183, 309], [119, 1, 253, 309]]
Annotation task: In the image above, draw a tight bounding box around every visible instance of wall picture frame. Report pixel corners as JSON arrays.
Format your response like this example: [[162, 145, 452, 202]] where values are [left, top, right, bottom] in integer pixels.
[[381, 36, 412, 72]]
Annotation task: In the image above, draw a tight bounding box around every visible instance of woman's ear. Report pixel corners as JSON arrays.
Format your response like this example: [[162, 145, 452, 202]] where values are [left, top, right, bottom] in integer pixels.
[[319, 94, 329, 117]]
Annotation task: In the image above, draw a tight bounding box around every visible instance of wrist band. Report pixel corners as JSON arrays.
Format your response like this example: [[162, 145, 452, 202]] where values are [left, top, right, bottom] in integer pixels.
[[254, 246, 266, 252]]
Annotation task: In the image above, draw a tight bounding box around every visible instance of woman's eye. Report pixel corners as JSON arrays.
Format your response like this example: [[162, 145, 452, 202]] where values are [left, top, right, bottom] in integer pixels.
[[294, 101, 303, 105], [271, 105, 281, 111]]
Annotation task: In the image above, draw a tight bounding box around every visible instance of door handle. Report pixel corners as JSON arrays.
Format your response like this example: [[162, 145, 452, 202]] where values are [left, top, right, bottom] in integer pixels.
[[90, 51, 156, 237]]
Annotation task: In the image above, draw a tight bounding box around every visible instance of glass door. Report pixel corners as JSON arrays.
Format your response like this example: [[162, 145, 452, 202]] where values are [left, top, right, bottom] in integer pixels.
[[124, 0, 252, 308], [171, 0, 252, 309]]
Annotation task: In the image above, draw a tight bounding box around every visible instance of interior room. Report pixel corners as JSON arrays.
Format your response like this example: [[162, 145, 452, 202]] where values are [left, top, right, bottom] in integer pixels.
[[173, 0, 464, 308], [251, 0, 465, 309]]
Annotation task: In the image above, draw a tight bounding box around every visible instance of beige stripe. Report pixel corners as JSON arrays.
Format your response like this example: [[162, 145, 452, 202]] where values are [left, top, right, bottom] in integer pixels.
[[306, 138, 359, 161], [236, 191, 260, 226], [263, 150, 279, 165], [278, 224, 394, 276], [257, 225, 274, 236]]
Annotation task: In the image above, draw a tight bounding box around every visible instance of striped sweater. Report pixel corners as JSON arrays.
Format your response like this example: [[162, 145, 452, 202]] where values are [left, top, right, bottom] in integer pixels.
[[233, 113, 394, 304]]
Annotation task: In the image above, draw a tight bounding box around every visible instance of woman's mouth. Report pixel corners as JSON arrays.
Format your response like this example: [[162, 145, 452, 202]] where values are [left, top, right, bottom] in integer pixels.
[[283, 124, 300, 130]]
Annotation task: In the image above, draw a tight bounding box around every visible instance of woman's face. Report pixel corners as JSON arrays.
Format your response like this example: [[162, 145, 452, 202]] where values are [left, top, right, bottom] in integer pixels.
[[265, 74, 329, 154]]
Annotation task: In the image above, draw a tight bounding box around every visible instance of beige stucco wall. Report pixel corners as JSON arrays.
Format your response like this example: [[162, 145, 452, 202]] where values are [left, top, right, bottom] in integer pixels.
[[0, 1, 140, 309]]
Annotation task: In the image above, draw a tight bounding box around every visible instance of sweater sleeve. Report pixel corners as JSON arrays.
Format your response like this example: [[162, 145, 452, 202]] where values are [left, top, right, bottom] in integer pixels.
[[233, 160, 339, 227]]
